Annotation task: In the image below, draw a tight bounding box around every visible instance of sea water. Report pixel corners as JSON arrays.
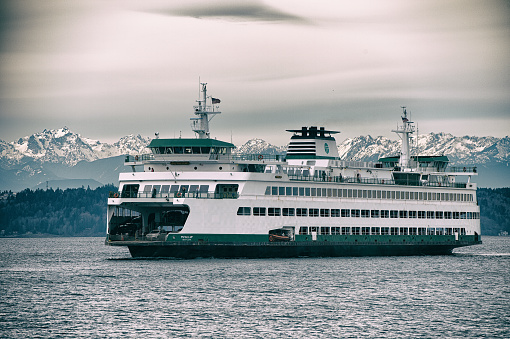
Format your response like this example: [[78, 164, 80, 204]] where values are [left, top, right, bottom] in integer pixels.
[[0, 236, 509, 338]]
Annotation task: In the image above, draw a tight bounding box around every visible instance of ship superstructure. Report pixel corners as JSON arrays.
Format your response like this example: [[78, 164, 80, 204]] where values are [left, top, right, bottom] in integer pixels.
[[106, 84, 481, 258]]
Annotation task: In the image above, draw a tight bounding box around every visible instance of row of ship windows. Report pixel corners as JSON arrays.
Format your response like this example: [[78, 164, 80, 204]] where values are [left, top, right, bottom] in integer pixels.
[[298, 226, 467, 236], [237, 207, 480, 220], [265, 186, 474, 202]]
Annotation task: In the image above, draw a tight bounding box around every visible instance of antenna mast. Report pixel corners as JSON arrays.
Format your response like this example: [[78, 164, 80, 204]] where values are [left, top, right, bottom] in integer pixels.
[[190, 83, 221, 139], [392, 107, 416, 170]]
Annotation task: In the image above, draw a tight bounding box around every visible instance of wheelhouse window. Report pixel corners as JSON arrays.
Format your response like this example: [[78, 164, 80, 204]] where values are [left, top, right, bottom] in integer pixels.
[[121, 184, 139, 198]]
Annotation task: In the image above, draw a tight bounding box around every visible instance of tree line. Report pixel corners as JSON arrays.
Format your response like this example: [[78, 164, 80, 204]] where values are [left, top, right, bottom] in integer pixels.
[[0, 185, 509, 237]]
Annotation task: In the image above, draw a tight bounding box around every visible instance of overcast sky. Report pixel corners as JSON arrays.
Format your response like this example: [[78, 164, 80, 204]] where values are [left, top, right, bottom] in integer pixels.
[[1, 0, 509, 146]]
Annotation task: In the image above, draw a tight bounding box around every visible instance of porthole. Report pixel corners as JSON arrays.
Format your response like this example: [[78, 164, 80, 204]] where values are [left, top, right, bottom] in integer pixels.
[[219, 166, 223, 170], [194, 167, 198, 170], [166, 167, 169, 170]]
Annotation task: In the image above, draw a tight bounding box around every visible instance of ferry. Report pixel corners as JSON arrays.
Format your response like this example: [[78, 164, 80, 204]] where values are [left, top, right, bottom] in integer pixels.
[[105, 83, 481, 258]]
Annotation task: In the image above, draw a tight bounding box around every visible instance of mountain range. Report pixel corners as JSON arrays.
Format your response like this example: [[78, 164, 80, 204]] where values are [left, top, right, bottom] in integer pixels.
[[1, 127, 508, 191]]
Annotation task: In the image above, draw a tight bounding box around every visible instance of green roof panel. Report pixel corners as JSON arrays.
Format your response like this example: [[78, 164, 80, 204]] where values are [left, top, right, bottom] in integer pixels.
[[148, 138, 235, 148]]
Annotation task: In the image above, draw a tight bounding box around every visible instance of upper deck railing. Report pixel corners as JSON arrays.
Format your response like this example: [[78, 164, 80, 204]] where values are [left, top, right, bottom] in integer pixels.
[[446, 166, 477, 173], [288, 174, 468, 188]]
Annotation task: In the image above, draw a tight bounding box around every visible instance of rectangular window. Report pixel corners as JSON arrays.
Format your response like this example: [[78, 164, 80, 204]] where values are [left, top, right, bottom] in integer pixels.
[[418, 211, 426, 219], [351, 209, 360, 217], [399, 210, 408, 218], [285, 187, 292, 196], [144, 185, 152, 193], [253, 207, 266, 216], [189, 185, 199, 193], [347, 189, 352, 198], [390, 210, 399, 218], [467, 212, 472, 219], [309, 209, 319, 217], [299, 227, 308, 235], [382, 191, 387, 199], [409, 228, 417, 235], [371, 210, 380, 218], [405, 192, 410, 200], [297, 208, 307, 217], [460, 212, 467, 219], [352, 227, 361, 235], [170, 185, 180, 193], [268, 208, 281, 216], [437, 228, 445, 235], [361, 209, 370, 218], [400, 227, 408, 235], [453, 212, 460, 219], [327, 189, 332, 197], [390, 227, 398, 235], [371, 227, 380, 235], [271, 186, 278, 195], [322, 188, 327, 197], [161, 185, 170, 194], [293, 187, 299, 196], [381, 210, 389, 218], [311, 188, 317, 196], [120, 184, 140, 198], [320, 227, 330, 235], [418, 228, 426, 235], [320, 209, 330, 217], [279, 187, 285, 195], [341, 227, 350, 235], [427, 228, 435, 235], [299, 187, 305, 196], [331, 209, 340, 217], [362, 227, 370, 235], [427, 211, 434, 219], [435, 211, 443, 219], [341, 209, 350, 217], [444, 211, 452, 219], [331, 227, 341, 235], [237, 207, 251, 216], [265, 186, 271, 195], [199, 185, 209, 193], [381, 227, 389, 235], [305, 187, 311, 196], [283, 208, 295, 216], [409, 211, 417, 219], [310, 226, 318, 234]]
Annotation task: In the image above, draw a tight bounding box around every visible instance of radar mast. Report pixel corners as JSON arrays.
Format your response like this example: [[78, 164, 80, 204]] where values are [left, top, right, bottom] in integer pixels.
[[190, 83, 221, 139], [392, 107, 415, 170]]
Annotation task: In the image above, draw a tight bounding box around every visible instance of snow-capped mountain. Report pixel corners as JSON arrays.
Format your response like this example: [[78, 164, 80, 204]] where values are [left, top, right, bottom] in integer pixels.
[[233, 138, 286, 156], [0, 127, 508, 191], [0, 127, 151, 167], [336, 133, 510, 166]]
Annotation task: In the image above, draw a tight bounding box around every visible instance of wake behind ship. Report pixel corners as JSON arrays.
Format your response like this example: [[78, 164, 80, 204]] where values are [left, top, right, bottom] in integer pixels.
[[106, 83, 481, 258]]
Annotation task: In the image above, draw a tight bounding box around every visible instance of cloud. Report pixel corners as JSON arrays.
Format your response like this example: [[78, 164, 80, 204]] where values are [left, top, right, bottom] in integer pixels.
[[149, 0, 308, 24]]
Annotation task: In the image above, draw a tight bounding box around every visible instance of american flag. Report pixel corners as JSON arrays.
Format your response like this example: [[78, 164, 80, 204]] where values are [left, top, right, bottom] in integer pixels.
[[212, 98, 221, 104]]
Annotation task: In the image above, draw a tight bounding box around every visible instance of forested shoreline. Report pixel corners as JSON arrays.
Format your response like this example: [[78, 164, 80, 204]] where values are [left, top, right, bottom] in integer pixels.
[[0, 186, 509, 237]]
